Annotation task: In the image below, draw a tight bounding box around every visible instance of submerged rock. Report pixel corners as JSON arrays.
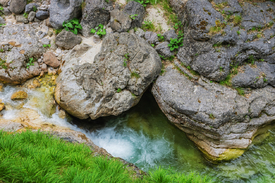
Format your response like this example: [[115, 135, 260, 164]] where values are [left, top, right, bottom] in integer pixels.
[[11, 91, 28, 100], [55, 32, 162, 120]]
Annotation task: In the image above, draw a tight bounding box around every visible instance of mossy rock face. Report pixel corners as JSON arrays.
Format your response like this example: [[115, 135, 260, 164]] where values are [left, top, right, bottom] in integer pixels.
[[203, 148, 245, 162], [11, 91, 28, 100]]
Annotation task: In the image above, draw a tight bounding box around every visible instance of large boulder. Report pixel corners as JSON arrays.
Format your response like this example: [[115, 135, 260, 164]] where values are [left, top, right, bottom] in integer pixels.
[[177, 0, 275, 82], [80, 0, 113, 37], [49, 0, 82, 29], [55, 32, 162, 120], [55, 29, 82, 50], [110, 9, 132, 33], [0, 24, 45, 84], [152, 0, 275, 161], [9, 0, 26, 14], [122, 1, 146, 29], [152, 65, 275, 161]]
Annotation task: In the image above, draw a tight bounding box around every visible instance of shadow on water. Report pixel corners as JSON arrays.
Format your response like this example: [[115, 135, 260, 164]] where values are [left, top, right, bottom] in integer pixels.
[[70, 90, 275, 183]]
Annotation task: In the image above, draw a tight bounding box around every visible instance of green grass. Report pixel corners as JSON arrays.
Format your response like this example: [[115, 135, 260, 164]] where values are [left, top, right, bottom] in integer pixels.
[[0, 130, 213, 183]]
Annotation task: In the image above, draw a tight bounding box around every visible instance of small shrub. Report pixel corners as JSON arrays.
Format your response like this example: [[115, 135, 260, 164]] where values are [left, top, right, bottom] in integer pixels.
[[130, 14, 138, 20], [168, 37, 183, 51], [157, 34, 165, 42], [131, 71, 140, 78], [134, 0, 150, 7], [236, 87, 245, 96], [91, 24, 106, 38], [43, 44, 51, 48], [63, 18, 82, 35], [26, 58, 35, 69], [142, 21, 155, 31], [233, 15, 242, 26]]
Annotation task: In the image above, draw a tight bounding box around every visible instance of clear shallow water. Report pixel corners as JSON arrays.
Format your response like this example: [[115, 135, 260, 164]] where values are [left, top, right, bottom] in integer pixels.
[[2, 84, 275, 182]]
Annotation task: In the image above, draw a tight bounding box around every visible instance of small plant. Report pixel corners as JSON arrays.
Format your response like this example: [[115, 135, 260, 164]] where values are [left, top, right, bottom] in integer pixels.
[[0, 6, 3, 11], [248, 55, 255, 65], [0, 59, 7, 69], [233, 15, 242, 26], [124, 53, 129, 59], [260, 59, 264, 62], [43, 44, 51, 48], [123, 59, 127, 67], [33, 6, 37, 12], [157, 34, 165, 42], [209, 113, 215, 119], [151, 44, 155, 47], [130, 14, 138, 20], [131, 71, 140, 78], [264, 78, 268, 83], [173, 21, 182, 30], [168, 37, 183, 51], [54, 29, 63, 35], [142, 21, 155, 31], [117, 88, 122, 93], [26, 58, 35, 69], [23, 13, 28, 19], [134, 0, 150, 7], [0, 49, 3, 52], [0, 23, 5, 27], [236, 87, 245, 96], [90, 24, 106, 38], [237, 31, 240, 35], [63, 18, 82, 35]]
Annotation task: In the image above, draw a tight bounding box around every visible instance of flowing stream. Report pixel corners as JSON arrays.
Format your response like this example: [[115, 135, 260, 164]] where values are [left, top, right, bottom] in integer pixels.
[[1, 83, 275, 183]]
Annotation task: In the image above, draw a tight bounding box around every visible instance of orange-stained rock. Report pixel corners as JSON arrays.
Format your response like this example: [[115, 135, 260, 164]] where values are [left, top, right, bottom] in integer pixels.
[[43, 51, 60, 68], [11, 91, 28, 100]]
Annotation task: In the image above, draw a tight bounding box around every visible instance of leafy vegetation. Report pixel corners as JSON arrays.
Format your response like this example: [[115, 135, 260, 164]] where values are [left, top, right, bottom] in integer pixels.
[[63, 18, 82, 35], [0, 59, 7, 69], [91, 24, 106, 38], [131, 71, 140, 78], [168, 33, 183, 51], [117, 88, 122, 93], [32, 5, 37, 12], [130, 14, 138, 20], [142, 21, 155, 31], [157, 34, 165, 42], [236, 88, 245, 96], [26, 58, 35, 69], [23, 12, 28, 19], [233, 15, 242, 26], [43, 44, 51, 48], [134, 0, 150, 7], [209, 113, 215, 119]]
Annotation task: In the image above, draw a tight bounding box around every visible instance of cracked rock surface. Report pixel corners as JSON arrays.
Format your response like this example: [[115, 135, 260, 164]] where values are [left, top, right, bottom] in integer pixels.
[[0, 24, 45, 84], [55, 32, 161, 120], [152, 66, 275, 161], [152, 0, 275, 161]]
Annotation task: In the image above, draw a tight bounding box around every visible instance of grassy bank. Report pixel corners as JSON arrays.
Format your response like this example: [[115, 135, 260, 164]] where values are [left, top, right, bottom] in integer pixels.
[[0, 130, 212, 183]]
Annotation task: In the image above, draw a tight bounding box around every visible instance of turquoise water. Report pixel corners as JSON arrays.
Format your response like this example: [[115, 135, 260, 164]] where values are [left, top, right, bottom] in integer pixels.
[[72, 91, 275, 182]]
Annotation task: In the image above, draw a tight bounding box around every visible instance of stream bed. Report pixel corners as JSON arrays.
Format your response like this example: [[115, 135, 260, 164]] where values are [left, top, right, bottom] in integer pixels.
[[1, 83, 275, 183]]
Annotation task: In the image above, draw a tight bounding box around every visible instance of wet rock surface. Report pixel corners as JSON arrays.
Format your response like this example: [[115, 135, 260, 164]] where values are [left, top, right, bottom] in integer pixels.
[[55, 32, 161, 120]]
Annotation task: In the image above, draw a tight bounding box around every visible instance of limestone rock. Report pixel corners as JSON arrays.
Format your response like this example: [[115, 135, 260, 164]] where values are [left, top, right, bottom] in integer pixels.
[[155, 42, 174, 58], [0, 0, 9, 7], [16, 15, 28, 24], [152, 66, 275, 161], [0, 24, 45, 84], [55, 32, 162, 120], [144, 31, 158, 44], [43, 51, 60, 68], [11, 91, 28, 100], [25, 3, 39, 13], [163, 29, 178, 42], [110, 9, 131, 33], [80, 0, 113, 37], [9, 0, 26, 14], [28, 11, 36, 22], [36, 10, 49, 20], [49, 0, 82, 29], [0, 101, 4, 111], [122, 1, 145, 29], [55, 30, 82, 50]]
